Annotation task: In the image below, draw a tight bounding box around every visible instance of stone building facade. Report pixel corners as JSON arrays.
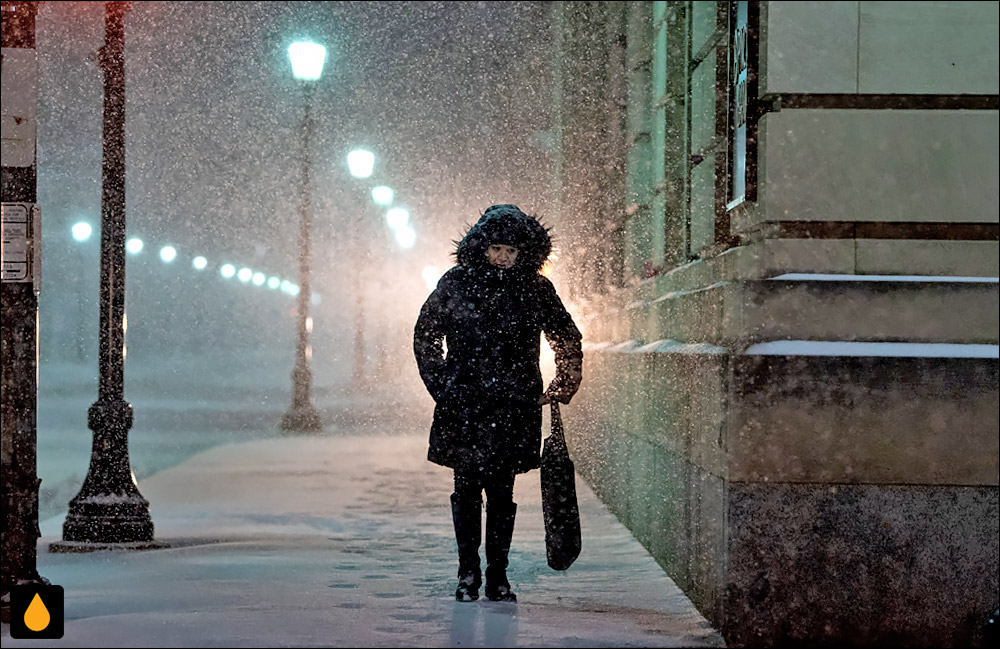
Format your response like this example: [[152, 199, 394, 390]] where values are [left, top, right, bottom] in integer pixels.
[[545, 2, 999, 645]]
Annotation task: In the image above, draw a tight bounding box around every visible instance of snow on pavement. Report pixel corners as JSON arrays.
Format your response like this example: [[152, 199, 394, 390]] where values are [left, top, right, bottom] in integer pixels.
[[5, 431, 725, 647]]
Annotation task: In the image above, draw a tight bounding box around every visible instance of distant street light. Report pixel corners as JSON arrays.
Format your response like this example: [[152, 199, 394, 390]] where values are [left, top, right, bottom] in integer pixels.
[[422, 265, 443, 291], [159, 245, 176, 263], [395, 224, 416, 249], [347, 149, 375, 179], [72, 221, 93, 242], [220, 263, 236, 278], [125, 237, 143, 254], [282, 40, 325, 433], [192, 256, 207, 270], [287, 41, 326, 81], [371, 185, 393, 206], [385, 207, 409, 230]]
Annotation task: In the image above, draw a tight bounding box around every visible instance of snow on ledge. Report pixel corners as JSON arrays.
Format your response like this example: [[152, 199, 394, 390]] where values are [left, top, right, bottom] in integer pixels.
[[584, 340, 728, 355], [635, 340, 728, 355], [767, 273, 999, 283], [745, 340, 999, 358], [605, 340, 641, 353], [582, 340, 642, 353], [651, 281, 729, 303]]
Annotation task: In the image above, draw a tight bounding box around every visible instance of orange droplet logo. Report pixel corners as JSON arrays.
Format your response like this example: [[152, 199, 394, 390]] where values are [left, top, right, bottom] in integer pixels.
[[24, 592, 51, 631]]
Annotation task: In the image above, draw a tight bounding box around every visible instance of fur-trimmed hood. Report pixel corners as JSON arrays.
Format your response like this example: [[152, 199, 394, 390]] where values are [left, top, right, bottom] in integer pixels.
[[454, 204, 552, 275]]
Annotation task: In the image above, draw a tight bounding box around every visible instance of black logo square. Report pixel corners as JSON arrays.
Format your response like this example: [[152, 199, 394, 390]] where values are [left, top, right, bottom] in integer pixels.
[[9, 584, 64, 639]]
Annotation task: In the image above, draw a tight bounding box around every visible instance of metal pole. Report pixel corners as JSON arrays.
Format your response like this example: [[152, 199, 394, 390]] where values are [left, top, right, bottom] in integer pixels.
[[281, 82, 321, 432], [1, 0, 45, 610], [374, 249, 389, 384], [54, 1, 160, 549], [353, 237, 366, 390], [75, 244, 86, 362]]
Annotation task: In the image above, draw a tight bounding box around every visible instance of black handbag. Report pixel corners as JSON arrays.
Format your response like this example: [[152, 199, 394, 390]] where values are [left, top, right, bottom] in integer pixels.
[[540, 402, 582, 570]]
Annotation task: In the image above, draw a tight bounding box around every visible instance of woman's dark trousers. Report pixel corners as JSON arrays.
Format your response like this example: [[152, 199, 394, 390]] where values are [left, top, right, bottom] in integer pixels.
[[452, 468, 516, 599]]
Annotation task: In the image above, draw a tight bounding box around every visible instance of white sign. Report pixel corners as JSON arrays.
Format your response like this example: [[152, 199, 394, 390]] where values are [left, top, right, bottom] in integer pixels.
[[1, 47, 39, 168], [1, 203, 35, 282]]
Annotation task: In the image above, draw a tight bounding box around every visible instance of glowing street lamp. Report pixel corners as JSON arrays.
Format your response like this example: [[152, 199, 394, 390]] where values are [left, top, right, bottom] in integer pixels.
[[288, 41, 326, 81], [126, 237, 143, 255], [371, 185, 393, 206], [72, 221, 93, 242], [385, 207, 409, 231], [422, 265, 443, 291], [395, 225, 416, 249], [347, 149, 375, 179], [282, 40, 326, 432], [159, 246, 176, 263], [192, 256, 207, 270]]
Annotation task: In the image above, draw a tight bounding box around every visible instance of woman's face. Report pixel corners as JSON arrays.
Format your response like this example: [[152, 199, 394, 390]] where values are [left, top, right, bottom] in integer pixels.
[[486, 244, 519, 269]]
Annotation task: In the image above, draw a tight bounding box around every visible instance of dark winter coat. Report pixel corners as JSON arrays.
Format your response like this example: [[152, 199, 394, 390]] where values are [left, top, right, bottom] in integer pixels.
[[413, 205, 583, 474]]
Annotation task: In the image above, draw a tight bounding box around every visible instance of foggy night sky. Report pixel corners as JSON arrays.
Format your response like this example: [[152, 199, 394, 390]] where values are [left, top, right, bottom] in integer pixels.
[[36, 1, 557, 292]]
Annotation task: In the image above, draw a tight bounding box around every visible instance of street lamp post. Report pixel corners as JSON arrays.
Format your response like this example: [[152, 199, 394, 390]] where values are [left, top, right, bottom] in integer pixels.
[[54, 1, 161, 549], [281, 41, 326, 433], [71, 221, 94, 362], [370, 187, 394, 381], [347, 149, 375, 391]]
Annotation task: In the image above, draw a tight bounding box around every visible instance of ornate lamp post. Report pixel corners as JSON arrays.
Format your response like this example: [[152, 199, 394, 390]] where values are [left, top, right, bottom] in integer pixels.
[[281, 41, 326, 433], [54, 0, 161, 549]]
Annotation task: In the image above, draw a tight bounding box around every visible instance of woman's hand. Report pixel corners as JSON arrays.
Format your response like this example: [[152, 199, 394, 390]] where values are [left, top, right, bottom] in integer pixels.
[[538, 386, 573, 405]]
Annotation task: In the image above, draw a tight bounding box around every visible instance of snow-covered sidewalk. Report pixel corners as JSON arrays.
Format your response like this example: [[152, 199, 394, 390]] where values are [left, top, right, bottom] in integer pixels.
[[5, 431, 724, 647]]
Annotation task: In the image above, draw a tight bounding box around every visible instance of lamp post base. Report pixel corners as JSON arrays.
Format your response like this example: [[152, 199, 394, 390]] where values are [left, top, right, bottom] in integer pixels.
[[283, 363, 322, 433], [49, 539, 168, 554], [281, 405, 323, 433], [56, 400, 158, 548], [59, 497, 156, 545]]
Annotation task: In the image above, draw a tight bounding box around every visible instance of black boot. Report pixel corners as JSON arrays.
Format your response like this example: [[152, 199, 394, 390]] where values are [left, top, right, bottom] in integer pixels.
[[451, 493, 482, 601], [485, 501, 517, 602]]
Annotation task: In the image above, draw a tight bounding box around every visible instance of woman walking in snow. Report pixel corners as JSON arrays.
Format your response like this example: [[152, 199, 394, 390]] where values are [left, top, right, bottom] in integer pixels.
[[413, 204, 583, 602]]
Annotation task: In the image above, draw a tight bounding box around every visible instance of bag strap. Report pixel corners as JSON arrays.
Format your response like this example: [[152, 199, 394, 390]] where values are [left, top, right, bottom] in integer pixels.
[[549, 402, 565, 443]]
